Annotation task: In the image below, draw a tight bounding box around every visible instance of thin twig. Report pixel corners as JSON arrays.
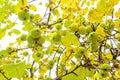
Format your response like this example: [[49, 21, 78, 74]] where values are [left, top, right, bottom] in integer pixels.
[[30, 61, 35, 78], [51, 0, 61, 10], [56, 48, 66, 76], [49, 45, 61, 76]]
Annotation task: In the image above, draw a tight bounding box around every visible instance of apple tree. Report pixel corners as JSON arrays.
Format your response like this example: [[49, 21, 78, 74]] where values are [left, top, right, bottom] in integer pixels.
[[0, 0, 120, 80]]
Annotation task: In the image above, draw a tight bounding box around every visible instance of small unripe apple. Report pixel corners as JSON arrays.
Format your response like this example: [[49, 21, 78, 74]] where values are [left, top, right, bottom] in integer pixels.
[[20, 34, 27, 41], [30, 28, 41, 39], [77, 26, 86, 35], [18, 10, 29, 21], [87, 32, 99, 42]]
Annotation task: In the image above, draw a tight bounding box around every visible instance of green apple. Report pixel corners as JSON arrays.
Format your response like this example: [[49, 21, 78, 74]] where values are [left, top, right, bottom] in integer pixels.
[[6, 47, 13, 53], [55, 23, 62, 30], [48, 60, 54, 69], [90, 42, 99, 52], [99, 70, 109, 78], [75, 47, 86, 58], [22, 51, 28, 56], [29, 14, 34, 21], [18, 10, 29, 21], [30, 28, 41, 39], [99, 63, 111, 78], [100, 63, 111, 71], [32, 51, 43, 61], [37, 37, 45, 45], [85, 25, 93, 33], [78, 26, 86, 35], [87, 32, 99, 42], [20, 34, 27, 41], [52, 34, 61, 42], [69, 23, 78, 32], [27, 35, 36, 44]]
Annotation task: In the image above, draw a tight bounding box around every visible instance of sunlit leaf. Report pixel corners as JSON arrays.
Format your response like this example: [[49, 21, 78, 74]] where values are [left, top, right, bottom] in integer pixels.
[[29, 4, 37, 11], [95, 26, 106, 37], [115, 8, 120, 18], [3, 62, 27, 79], [61, 32, 80, 48], [12, 29, 21, 35], [18, 0, 28, 8]]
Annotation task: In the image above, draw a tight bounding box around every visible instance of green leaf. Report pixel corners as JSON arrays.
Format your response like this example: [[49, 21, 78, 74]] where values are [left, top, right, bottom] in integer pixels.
[[3, 62, 27, 79], [74, 66, 95, 78], [61, 32, 80, 48], [0, 29, 6, 40], [0, 73, 4, 80], [12, 29, 21, 35], [64, 20, 73, 28], [62, 73, 85, 80], [22, 22, 33, 31], [0, 50, 8, 57]]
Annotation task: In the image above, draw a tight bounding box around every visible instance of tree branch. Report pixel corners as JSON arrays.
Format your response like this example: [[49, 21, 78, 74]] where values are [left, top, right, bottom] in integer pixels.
[[30, 61, 35, 78], [56, 48, 66, 76]]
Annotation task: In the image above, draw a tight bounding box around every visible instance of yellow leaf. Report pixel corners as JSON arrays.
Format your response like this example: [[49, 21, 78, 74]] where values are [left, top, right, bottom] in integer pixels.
[[115, 8, 120, 18], [83, 7, 88, 15], [29, 4, 37, 11], [18, 0, 28, 8], [95, 26, 106, 36], [61, 49, 74, 65], [88, 8, 104, 22], [105, 52, 113, 60], [61, 32, 80, 48], [115, 69, 120, 78], [115, 20, 120, 31]]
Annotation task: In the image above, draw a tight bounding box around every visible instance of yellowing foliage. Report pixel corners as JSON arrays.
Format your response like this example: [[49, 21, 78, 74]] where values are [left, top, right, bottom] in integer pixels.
[[0, 0, 120, 80]]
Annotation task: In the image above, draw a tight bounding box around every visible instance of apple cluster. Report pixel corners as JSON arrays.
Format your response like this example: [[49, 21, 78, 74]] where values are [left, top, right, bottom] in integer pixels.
[[27, 27, 45, 47]]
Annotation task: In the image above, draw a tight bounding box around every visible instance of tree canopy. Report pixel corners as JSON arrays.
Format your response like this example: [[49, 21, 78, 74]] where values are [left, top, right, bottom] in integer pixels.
[[0, 0, 120, 80]]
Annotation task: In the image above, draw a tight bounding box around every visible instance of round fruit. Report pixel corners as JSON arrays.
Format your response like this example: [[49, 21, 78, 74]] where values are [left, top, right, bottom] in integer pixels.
[[99, 70, 109, 78], [77, 26, 86, 35], [78, 47, 86, 54], [32, 51, 43, 61], [30, 28, 41, 39], [74, 53, 81, 58], [22, 51, 28, 56], [48, 60, 54, 69], [75, 47, 86, 58], [100, 63, 111, 71], [29, 14, 34, 21], [87, 32, 99, 42], [27, 35, 36, 44], [20, 34, 27, 41], [90, 42, 99, 52], [85, 25, 93, 33], [69, 23, 78, 32], [37, 37, 45, 45], [55, 23, 62, 30], [52, 34, 61, 42], [18, 10, 29, 21], [99, 63, 111, 78], [6, 47, 13, 53]]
